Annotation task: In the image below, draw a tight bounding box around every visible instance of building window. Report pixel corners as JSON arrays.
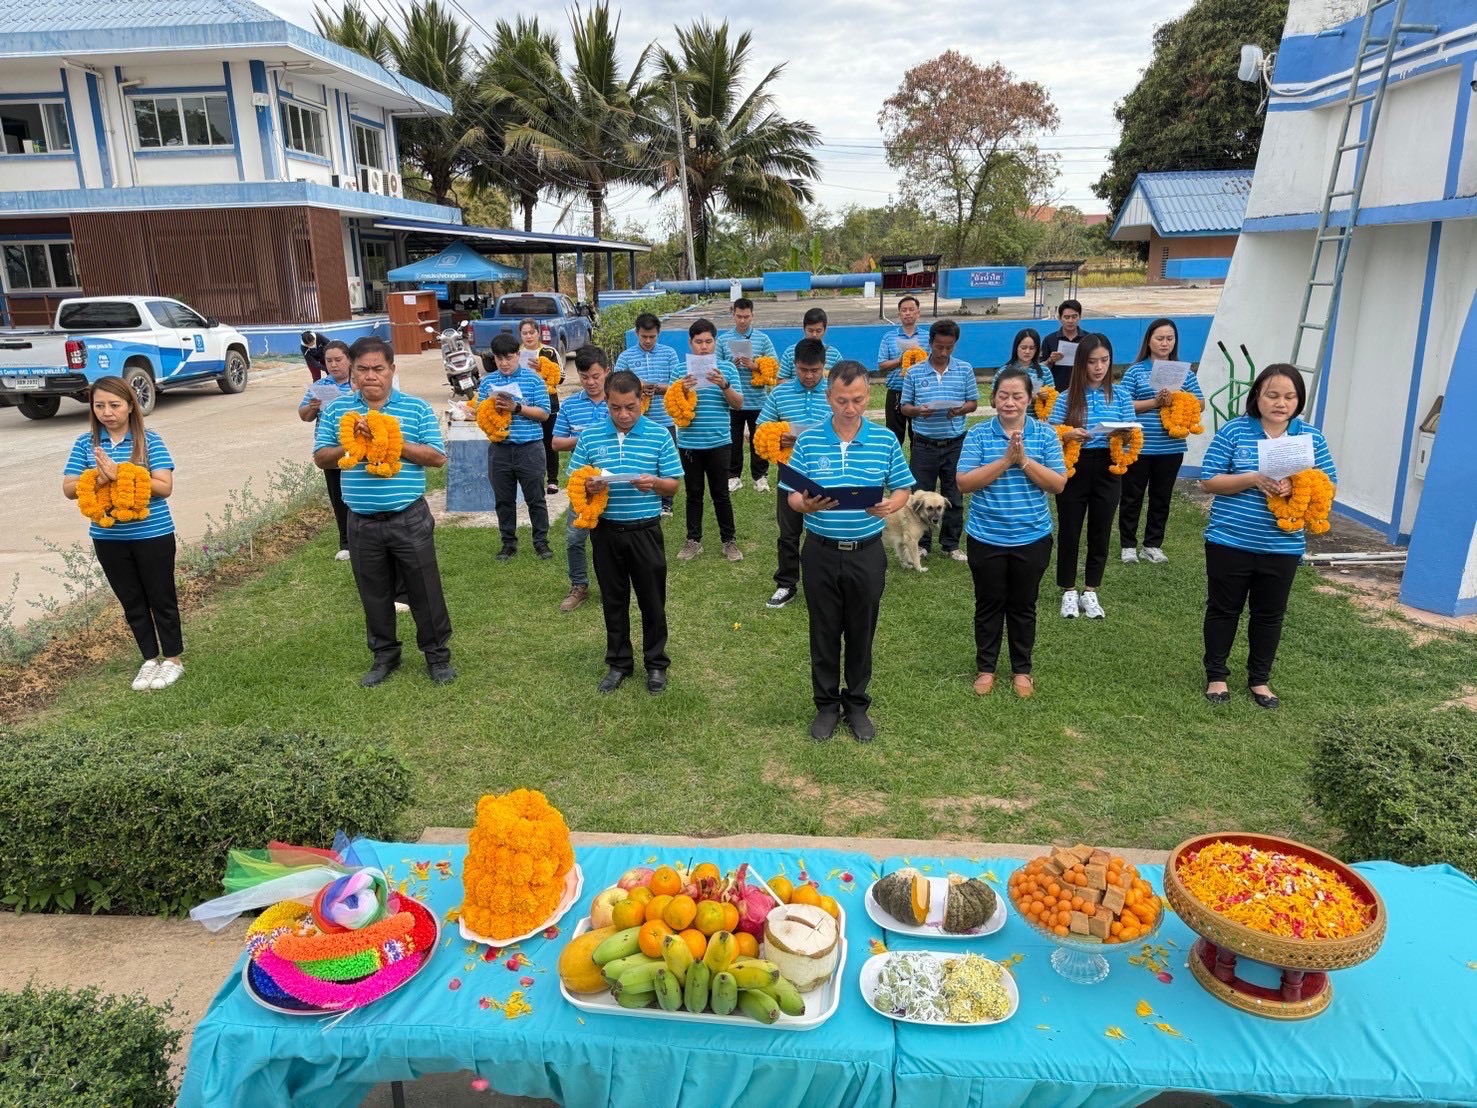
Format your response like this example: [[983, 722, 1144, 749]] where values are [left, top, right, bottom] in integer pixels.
[[0, 102, 72, 155], [353, 122, 387, 190], [280, 101, 328, 158], [1159, 245, 1170, 279], [2, 241, 80, 292], [131, 95, 232, 149]]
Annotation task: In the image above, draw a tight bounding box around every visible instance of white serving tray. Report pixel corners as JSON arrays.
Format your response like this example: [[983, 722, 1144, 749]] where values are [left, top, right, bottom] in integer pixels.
[[863, 879, 1007, 939], [558, 909, 847, 1031], [459, 864, 584, 948], [859, 950, 1019, 1027]]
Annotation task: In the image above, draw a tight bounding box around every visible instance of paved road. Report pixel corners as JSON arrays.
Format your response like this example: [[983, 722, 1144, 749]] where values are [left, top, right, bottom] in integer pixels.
[[0, 351, 450, 627]]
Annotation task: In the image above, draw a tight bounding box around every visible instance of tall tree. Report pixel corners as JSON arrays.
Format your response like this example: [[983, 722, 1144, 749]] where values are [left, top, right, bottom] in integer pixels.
[[654, 20, 821, 278], [313, 1, 394, 67], [878, 52, 1059, 266], [1094, 0, 1288, 218]]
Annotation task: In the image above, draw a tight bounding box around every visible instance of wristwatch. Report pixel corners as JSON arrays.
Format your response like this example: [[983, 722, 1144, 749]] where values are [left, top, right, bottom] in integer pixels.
[[513, 401, 524, 415]]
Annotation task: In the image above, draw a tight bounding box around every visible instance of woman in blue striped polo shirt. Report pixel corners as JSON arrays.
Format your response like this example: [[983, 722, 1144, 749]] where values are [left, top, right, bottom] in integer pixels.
[[61, 376, 182, 691], [672, 318, 745, 563], [958, 367, 1069, 698], [1199, 364, 1337, 709], [999, 327, 1051, 390]]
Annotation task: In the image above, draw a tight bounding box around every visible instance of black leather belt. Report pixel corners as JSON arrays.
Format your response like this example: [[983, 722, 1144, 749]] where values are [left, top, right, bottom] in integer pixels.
[[913, 434, 965, 446], [598, 517, 661, 532], [352, 497, 423, 522], [808, 533, 881, 551]]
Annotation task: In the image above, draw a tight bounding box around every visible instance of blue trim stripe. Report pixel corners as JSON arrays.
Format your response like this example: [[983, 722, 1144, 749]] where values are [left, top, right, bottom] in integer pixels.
[[223, 62, 245, 183], [1244, 196, 1477, 233], [123, 85, 227, 96], [286, 150, 332, 167], [57, 68, 83, 188], [1447, 56, 1475, 199], [133, 148, 236, 159], [1388, 222, 1443, 543], [84, 72, 111, 189], [0, 179, 462, 221], [0, 90, 65, 100], [350, 113, 385, 130], [249, 61, 277, 181]]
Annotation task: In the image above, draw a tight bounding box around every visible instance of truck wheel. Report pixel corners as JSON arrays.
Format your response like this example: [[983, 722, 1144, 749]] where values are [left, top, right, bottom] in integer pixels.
[[124, 363, 156, 416], [218, 349, 249, 394], [16, 396, 61, 420]]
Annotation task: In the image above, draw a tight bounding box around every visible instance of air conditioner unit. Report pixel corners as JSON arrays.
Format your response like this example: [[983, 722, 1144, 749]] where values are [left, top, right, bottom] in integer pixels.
[[387, 173, 403, 199], [347, 276, 365, 311], [340, 175, 359, 191], [365, 168, 384, 195]]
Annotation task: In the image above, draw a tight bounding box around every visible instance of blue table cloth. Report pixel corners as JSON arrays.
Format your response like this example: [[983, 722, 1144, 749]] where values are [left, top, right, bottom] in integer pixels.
[[878, 855, 1477, 1108], [178, 843, 895, 1108]]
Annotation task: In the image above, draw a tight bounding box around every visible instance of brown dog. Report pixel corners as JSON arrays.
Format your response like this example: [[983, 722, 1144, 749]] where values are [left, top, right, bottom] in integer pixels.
[[882, 490, 949, 572]]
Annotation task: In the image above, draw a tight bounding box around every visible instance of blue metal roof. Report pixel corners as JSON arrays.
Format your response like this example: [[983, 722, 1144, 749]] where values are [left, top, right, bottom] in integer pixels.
[[1109, 170, 1254, 239], [0, 0, 280, 32]]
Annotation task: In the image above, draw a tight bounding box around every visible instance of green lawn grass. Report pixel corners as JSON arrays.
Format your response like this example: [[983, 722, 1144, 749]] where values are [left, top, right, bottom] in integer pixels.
[[20, 488, 1473, 851]]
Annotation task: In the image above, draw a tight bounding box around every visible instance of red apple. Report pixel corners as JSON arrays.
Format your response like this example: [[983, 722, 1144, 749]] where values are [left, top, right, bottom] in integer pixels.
[[616, 867, 654, 891], [589, 886, 628, 929]]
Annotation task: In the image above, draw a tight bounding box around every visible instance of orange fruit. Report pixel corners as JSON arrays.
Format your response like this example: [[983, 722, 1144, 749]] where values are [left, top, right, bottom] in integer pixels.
[[693, 900, 726, 936], [1054, 925, 1069, 937], [638, 919, 672, 958], [645, 894, 673, 923], [720, 902, 740, 932], [734, 932, 759, 958], [626, 886, 653, 907], [817, 895, 840, 919], [768, 876, 794, 904], [790, 884, 822, 908], [649, 866, 682, 897], [691, 862, 721, 885], [611, 899, 646, 930], [663, 894, 697, 931], [678, 928, 707, 960]]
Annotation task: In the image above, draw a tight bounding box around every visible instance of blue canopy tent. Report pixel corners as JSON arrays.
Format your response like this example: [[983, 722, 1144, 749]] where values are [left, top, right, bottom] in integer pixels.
[[386, 240, 526, 283]]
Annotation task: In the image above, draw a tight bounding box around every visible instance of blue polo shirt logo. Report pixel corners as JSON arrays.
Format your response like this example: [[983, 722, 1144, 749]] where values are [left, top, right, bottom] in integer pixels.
[[811, 456, 833, 476]]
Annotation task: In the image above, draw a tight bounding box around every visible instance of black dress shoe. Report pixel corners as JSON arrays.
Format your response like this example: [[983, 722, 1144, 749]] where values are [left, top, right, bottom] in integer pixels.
[[1204, 690, 1231, 704], [428, 661, 457, 685], [496, 545, 517, 561], [360, 658, 401, 687], [646, 668, 667, 694], [845, 710, 877, 743], [1250, 690, 1280, 710], [597, 669, 628, 694], [535, 544, 554, 560], [810, 709, 840, 742]]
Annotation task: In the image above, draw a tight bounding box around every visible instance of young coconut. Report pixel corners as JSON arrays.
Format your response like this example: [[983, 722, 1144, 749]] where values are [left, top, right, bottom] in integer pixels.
[[761, 902, 839, 993]]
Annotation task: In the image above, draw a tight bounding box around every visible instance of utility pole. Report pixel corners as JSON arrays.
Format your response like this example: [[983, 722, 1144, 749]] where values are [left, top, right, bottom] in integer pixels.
[[670, 79, 699, 281]]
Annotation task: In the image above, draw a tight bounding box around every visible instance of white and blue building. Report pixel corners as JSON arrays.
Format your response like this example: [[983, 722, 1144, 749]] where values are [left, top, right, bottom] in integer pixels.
[[1108, 169, 1252, 285]]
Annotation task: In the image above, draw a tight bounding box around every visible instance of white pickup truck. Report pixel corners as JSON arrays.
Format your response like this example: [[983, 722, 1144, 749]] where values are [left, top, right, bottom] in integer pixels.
[[0, 296, 250, 419]]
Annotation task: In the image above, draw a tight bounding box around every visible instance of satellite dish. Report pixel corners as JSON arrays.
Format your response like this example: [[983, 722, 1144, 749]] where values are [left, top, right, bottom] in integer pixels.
[[1238, 44, 1266, 83]]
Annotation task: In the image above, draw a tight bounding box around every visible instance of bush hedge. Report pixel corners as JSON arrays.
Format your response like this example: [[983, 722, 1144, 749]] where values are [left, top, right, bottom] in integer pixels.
[[0, 985, 179, 1108], [1312, 707, 1477, 877], [591, 292, 690, 360], [0, 729, 412, 915]]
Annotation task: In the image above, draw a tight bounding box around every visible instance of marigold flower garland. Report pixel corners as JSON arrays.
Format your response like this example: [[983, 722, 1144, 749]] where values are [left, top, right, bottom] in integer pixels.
[[640, 394, 651, 415], [1107, 426, 1145, 475], [751, 354, 780, 388], [338, 410, 404, 477], [476, 397, 512, 442], [565, 464, 609, 529], [460, 788, 575, 941], [663, 379, 698, 428], [76, 464, 152, 528], [1032, 385, 1059, 422], [900, 347, 927, 376], [1055, 424, 1081, 477], [1159, 390, 1203, 439], [1266, 468, 1335, 533], [752, 420, 792, 465], [537, 356, 561, 394]]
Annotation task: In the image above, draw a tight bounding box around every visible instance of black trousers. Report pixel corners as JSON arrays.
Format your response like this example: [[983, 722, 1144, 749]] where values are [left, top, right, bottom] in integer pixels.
[[1055, 448, 1121, 589], [592, 517, 669, 673], [348, 498, 452, 666], [680, 445, 736, 543], [1119, 452, 1181, 549], [774, 490, 805, 589], [324, 466, 350, 549], [1203, 541, 1299, 686], [488, 440, 550, 548], [910, 434, 964, 552], [541, 391, 560, 486], [94, 534, 182, 660], [801, 535, 887, 713], [967, 535, 1053, 675], [884, 388, 910, 447], [729, 409, 769, 480]]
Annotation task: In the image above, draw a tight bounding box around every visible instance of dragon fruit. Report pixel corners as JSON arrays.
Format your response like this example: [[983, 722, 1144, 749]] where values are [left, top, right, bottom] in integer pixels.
[[723, 863, 778, 939]]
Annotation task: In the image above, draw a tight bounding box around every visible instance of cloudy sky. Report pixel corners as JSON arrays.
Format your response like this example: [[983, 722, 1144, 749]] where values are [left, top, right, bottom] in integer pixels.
[[261, 0, 1197, 234]]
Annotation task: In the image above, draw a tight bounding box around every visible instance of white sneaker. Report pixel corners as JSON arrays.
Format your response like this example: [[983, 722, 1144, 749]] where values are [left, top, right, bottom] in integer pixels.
[[727, 477, 742, 493], [394, 601, 411, 614], [1081, 591, 1106, 619], [1060, 590, 1080, 619], [149, 660, 184, 689], [766, 586, 796, 609], [754, 476, 771, 493], [1142, 546, 1169, 564], [949, 549, 968, 563], [335, 549, 351, 562], [1121, 547, 1139, 564], [131, 659, 161, 691]]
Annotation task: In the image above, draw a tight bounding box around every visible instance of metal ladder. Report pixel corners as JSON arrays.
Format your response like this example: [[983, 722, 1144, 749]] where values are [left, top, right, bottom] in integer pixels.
[[1290, 0, 1438, 414]]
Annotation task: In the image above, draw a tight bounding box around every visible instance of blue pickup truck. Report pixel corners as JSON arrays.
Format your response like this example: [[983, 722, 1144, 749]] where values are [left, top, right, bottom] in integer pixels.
[[462, 292, 595, 360], [0, 296, 250, 419]]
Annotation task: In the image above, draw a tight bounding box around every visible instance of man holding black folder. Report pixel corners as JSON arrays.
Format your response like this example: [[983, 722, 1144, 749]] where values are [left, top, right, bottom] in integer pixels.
[[781, 360, 914, 743]]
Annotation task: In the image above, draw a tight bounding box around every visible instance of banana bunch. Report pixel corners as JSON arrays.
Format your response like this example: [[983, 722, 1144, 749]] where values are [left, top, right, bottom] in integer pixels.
[[589, 926, 805, 1024]]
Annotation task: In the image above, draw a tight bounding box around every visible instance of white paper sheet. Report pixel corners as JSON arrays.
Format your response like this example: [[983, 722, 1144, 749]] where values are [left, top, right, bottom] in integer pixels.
[[518, 348, 539, 370], [1086, 421, 1142, 435], [687, 353, 720, 389], [1257, 433, 1315, 479], [1056, 340, 1078, 366], [597, 469, 641, 484], [1149, 360, 1191, 392], [486, 379, 524, 402], [896, 335, 920, 351], [308, 379, 343, 404], [727, 339, 753, 362]]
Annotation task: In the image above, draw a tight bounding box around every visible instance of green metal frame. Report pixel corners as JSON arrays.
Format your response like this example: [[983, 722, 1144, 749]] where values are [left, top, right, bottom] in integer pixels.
[[1208, 341, 1257, 430]]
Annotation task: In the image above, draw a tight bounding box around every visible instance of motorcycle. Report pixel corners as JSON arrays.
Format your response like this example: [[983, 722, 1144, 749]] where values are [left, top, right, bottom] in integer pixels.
[[440, 328, 481, 419]]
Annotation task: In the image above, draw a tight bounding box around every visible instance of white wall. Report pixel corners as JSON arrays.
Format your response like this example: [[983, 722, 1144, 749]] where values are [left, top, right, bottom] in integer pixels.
[[132, 154, 241, 186], [1244, 107, 1344, 219], [1361, 70, 1459, 209], [0, 63, 86, 192]]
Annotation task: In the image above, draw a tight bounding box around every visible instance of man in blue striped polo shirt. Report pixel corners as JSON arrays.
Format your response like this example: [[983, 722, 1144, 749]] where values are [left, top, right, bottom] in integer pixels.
[[718, 296, 779, 494], [478, 332, 552, 561], [758, 337, 829, 609], [778, 307, 843, 381], [782, 360, 914, 743], [876, 295, 927, 447], [313, 336, 454, 687], [900, 318, 978, 561], [551, 344, 611, 612], [570, 370, 683, 695], [615, 312, 682, 515]]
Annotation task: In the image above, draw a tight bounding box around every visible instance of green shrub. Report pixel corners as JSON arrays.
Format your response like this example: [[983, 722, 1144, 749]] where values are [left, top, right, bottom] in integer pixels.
[[0, 729, 412, 915], [0, 985, 179, 1108], [1312, 708, 1477, 876], [592, 293, 690, 360]]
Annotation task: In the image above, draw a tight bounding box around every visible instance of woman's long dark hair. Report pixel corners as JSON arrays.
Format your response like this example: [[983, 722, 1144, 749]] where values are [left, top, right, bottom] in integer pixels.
[[1134, 318, 1179, 364], [1006, 327, 1043, 373], [87, 376, 148, 465], [1065, 334, 1114, 429]]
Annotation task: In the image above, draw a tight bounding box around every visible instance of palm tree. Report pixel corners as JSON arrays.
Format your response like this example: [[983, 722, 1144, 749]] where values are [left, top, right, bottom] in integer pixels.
[[313, 1, 394, 67], [655, 20, 821, 278]]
